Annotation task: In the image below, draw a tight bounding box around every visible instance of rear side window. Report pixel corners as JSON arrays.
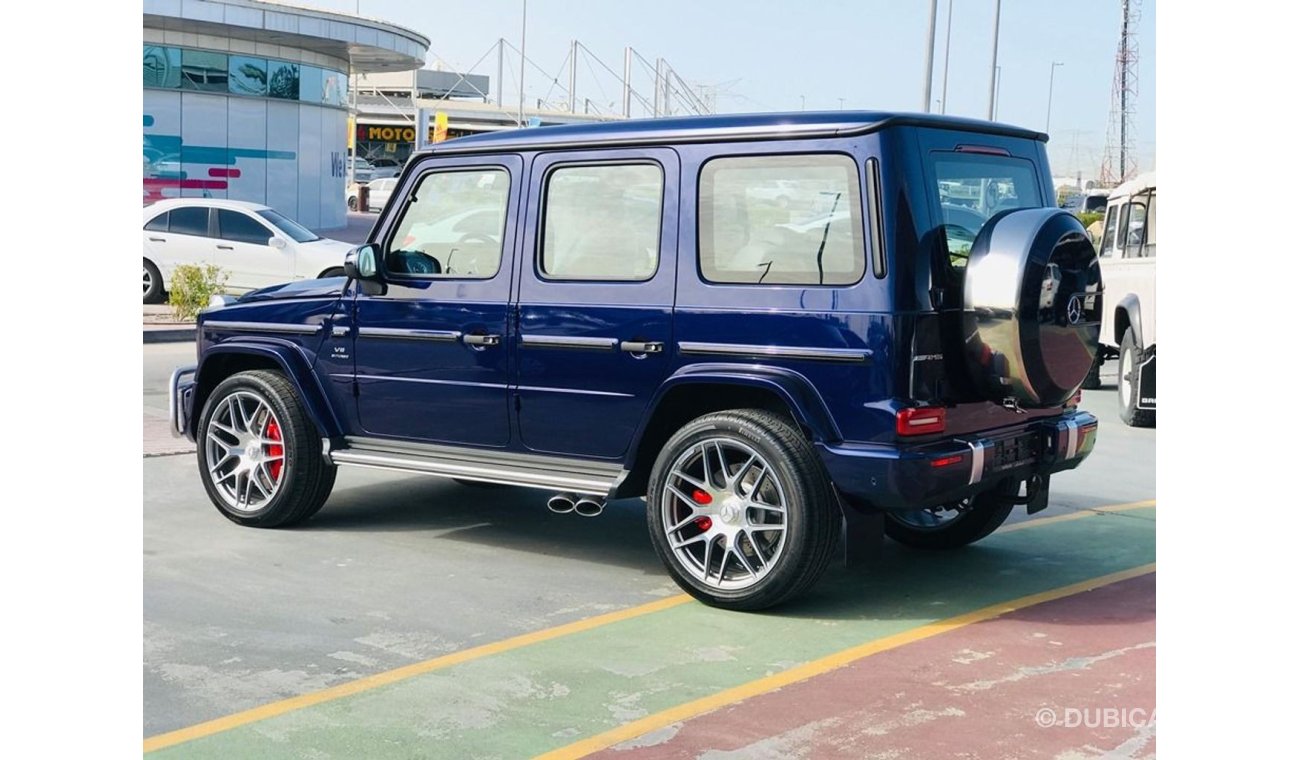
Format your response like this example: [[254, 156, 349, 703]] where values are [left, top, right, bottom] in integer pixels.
[[144, 212, 168, 232], [931, 153, 1042, 267], [387, 168, 510, 279], [217, 210, 273, 245], [540, 163, 663, 281], [699, 154, 865, 285], [168, 206, 210, 236], [1123, 202, 1147, 258], [1100, 208, 1119, 256]]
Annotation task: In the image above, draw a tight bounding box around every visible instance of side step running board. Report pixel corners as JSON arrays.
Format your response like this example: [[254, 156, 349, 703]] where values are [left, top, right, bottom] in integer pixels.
[[328, 437, 624, 496]]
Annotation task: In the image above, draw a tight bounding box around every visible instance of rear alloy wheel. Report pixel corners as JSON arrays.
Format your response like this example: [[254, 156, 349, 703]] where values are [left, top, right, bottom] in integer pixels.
[[1118, 328, 1155, 427], [198, 370, 336, 527], [143, 258, 165, 304], [885, 490, 1015, 550], [647, 410, 836, 611]]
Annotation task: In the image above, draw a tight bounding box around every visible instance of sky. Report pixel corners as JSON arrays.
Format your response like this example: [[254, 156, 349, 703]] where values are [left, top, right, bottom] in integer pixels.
[[305, 0, 1156, 181]]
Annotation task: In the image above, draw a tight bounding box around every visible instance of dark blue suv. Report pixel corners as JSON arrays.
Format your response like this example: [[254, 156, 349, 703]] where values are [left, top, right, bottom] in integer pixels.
[[171, 112, 1101, 610]]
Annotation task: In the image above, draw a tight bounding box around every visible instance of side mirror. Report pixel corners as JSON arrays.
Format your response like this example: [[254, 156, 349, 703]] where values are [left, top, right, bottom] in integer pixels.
[[270, 237, 287, 250], [344, 244, 380, 280]]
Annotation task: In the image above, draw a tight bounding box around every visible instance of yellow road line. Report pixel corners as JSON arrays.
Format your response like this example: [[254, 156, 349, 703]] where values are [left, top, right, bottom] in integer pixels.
[[536, 562, 1157, 760], [999, 498, 1155, 533], [143, 594, 692, 753], [144, 496, 1155, 753]]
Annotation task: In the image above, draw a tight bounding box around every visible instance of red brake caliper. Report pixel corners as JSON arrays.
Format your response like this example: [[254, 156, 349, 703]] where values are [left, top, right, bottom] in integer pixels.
[[692, 489, 713, 532], [265, 419, 284, 482]]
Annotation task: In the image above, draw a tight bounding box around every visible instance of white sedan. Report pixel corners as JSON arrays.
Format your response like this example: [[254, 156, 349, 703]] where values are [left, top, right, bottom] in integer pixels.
[[142, 199, 353, 303]]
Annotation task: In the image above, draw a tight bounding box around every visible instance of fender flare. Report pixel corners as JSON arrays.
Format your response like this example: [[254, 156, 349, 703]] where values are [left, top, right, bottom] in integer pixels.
[[1114, 293, 1144, 348], [626, 362, 843, 465], [191, 340, 342, 439]]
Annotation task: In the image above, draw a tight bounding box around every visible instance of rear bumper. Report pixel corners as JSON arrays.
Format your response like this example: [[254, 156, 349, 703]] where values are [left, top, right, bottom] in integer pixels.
[[169, 364, 198, 441], [818, 411, 1098, 511]]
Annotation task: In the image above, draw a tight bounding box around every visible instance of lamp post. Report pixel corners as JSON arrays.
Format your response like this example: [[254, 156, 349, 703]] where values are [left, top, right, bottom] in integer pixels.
[[986, 0, 1001, 120], [922, 0, 938, 112], [1046, 61, 1064, 133]]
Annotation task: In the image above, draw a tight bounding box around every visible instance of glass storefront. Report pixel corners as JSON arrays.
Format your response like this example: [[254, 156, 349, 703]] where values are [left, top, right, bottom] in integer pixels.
[[143, 45, 345, 109]]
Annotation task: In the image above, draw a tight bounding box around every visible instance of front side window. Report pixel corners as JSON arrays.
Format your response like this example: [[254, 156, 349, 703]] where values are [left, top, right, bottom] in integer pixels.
[[168, 207, 209, 237], [218, 210, 273, 245], [540, 163, 663, 281], [1100, 207, 1119, 256], [387, 168, 510, 279], [699, 154, 865, 285], [931, 153, 1042, 268]]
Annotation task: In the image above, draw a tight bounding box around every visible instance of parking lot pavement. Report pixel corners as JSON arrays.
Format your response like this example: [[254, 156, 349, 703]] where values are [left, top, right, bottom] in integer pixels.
[[142, 344, 1155, 756]]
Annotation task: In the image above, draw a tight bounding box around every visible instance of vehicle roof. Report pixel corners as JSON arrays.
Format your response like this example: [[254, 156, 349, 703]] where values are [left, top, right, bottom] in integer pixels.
[[143, 198, 273, 217], [417, 110, 1048, 157], [1108, 171, 1156, 199]]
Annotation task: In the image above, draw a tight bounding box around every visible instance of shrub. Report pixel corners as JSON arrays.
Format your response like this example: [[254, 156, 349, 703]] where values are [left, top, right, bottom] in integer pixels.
[[168, 263, 229, 321], [1078, 211, 1104, 228]]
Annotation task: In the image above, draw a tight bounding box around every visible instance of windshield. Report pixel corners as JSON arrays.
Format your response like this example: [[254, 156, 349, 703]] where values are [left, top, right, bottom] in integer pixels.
[[932, 153, 1043, 267], [256, 209, 320, 243]]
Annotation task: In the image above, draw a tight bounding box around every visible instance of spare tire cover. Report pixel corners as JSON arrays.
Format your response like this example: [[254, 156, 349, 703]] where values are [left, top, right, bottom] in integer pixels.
[[961, 208, 1102, 407]]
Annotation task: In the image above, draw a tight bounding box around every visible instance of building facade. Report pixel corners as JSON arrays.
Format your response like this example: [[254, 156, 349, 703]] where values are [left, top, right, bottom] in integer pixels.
[[143, 0, 427, 229]]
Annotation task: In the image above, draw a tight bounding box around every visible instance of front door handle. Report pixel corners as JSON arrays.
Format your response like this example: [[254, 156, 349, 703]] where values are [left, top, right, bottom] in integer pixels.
[[216, 244, 233, 250], [620, 340, 664, 354], [463, 333, 501, 347], [148, 237, 166, 243]]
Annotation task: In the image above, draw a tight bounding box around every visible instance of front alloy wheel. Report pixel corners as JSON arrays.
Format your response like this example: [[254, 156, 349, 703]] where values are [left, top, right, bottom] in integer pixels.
[[197, 370, 336, 527], [204, 390, 286, 512]]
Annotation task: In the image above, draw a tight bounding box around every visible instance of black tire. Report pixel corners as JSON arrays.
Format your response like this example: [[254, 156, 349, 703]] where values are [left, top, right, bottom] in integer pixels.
[[1118, 328, 1156, 427], [347, 195, 358, 211], [1080, 352, 1102, 390], [197, 370, 336, 528], [646, 409, 837, 611], [884, 490, 1015, 550], [143, 258, 166, 304], [318, 267, 346, 279]]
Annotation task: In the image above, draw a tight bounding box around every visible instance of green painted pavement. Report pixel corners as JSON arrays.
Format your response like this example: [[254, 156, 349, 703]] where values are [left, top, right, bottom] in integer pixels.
[[150, 507, 1155, 759]]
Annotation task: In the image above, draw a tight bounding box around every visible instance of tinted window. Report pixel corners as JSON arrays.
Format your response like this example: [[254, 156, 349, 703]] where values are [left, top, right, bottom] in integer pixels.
[[699, 154, 864, 285], [299, 66, 323, 103], [541, 164, 663, 281], [931, 154, 1042, 268], [267, 60, 299, 100], [180, 49, 228, 92], [143, 45, 181, 89], [256, 209, 319, 243], [1084, 194, 1109, 213], [218, 210, 273, 245], [144, 212, 169, 232], [168, 207, 210, 236], [387, 169, 510, 279], [229, 56, 268, 97]]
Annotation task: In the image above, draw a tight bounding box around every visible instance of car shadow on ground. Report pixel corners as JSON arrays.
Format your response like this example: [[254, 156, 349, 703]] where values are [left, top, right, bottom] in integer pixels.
[[304, 475, 1153, 624], [304, 476, 666, 574]]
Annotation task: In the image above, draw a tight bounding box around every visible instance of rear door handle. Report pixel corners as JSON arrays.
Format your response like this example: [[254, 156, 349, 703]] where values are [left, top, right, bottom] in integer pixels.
[[620, 341, 664, 354], [148, 237, 166, 243], [462, 333, 501, 347], [216, 244, 233, 250]]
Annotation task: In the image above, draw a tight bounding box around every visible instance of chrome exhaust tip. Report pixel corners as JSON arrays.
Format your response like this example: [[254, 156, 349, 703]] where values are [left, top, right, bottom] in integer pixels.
[[573, 497, 605, 518], [547, 493, 577, 514]]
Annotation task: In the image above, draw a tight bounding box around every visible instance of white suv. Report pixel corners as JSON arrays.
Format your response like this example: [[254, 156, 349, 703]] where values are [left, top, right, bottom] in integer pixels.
[[1094, 172, 1156, 427]]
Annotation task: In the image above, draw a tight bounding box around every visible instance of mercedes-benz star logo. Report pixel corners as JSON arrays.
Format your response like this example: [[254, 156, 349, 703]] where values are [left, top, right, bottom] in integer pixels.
[[1066, 295, 1084, 325]]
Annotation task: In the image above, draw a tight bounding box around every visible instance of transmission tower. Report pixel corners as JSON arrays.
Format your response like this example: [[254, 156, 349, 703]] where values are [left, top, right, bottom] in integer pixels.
[[1100, 0, 1140, 185]]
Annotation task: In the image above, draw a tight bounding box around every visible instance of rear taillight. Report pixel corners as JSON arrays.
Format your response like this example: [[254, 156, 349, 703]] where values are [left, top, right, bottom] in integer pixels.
[[896, 406, 946, 437]]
